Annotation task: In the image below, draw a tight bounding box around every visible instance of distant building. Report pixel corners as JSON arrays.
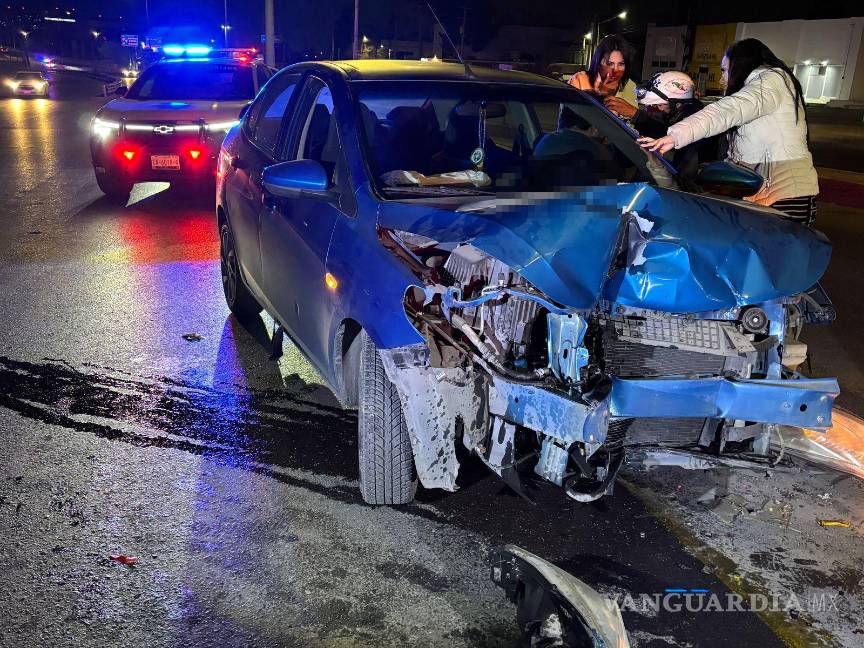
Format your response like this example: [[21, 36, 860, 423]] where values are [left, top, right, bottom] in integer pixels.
[[738, 17, 864, 105], [645, 17, 864, 105]]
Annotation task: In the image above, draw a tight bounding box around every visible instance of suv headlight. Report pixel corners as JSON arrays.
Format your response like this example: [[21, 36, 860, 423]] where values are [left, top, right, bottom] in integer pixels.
[[92, 117, 120, 139]]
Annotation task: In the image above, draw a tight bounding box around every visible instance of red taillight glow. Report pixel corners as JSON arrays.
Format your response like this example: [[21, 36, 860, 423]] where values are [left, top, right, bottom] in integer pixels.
[[122, 150, 135, 161], [188, 148, 202, 160]]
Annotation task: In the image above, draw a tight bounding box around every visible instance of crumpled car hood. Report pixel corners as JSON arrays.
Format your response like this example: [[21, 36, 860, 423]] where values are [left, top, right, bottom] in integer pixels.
[[378, 184, 832, 312]]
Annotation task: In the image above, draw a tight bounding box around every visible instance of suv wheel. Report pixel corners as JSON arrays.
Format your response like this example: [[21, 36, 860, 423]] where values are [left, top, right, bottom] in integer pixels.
[[95, 170, 132, 202], [219, 220, 262, 318], [357, 330, 417, 505]]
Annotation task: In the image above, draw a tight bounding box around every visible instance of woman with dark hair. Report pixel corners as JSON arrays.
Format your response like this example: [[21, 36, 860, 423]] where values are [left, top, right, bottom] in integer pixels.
[[569, 35, 638, 110], [639, 38, 819, 223]]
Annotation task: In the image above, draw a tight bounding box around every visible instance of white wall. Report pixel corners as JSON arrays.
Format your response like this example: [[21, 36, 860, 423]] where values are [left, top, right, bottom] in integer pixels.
[[736, 18, 864, 101]]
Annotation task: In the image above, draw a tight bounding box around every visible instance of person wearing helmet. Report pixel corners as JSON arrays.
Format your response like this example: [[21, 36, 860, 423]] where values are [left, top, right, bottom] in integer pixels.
[[613, 71, 713, 179]]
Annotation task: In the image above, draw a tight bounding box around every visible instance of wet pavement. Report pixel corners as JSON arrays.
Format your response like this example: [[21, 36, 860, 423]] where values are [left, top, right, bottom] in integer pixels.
[[0, 67, 862, 647]]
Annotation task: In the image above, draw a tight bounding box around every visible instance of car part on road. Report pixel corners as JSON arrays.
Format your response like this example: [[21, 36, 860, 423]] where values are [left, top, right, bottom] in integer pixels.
[[491, 544, 631, 648], [358, 330, 417, 505]]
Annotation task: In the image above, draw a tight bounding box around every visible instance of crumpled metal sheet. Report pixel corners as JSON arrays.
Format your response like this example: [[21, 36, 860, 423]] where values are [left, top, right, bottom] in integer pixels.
[[610, 376, 839, 430], [377, 183, 831, 313], [378, 346, 487, 491]]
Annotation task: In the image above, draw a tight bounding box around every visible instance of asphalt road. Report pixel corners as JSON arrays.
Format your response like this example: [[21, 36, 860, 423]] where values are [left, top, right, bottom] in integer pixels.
[[0, 67, 859, 648]]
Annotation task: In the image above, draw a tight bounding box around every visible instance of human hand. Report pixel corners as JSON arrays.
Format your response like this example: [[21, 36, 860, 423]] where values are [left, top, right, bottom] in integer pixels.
[[638, 135, 676, 155], [604, 96, 636, 119]]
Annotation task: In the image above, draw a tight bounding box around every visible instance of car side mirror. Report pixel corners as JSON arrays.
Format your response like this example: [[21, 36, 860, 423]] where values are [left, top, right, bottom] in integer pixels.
[[263, 159, 330, 198], [696, 161, 763, 199], [115, 85, 127, 96]]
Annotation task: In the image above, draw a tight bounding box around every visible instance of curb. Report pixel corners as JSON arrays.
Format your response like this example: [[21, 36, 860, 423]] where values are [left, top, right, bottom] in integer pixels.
[[817, 167, 864, 209]]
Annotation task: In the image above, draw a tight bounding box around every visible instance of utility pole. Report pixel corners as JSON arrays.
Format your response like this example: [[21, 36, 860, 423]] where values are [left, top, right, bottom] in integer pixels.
[[459, 6, 466, 59], [264, 0, 275, 66], [223, 0, 229, 48], [352, 0, 359, 59]]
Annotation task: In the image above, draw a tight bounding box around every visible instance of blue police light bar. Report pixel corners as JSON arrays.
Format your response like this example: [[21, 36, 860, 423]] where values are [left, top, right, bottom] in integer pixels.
[[162, 45, 212, 57], [185, 45, 212, 56]]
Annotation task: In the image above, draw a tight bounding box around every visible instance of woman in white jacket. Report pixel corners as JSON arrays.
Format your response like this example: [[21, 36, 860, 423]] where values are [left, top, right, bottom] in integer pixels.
[[639, 39, 819, 224]]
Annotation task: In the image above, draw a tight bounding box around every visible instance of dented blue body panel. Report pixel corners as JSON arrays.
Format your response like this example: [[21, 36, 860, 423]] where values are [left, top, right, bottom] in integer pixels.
[[378, 183, 832, 314], [610, 376, 839, 429]]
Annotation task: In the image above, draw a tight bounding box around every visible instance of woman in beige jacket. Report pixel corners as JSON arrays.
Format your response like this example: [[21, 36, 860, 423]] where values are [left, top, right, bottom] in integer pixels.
[[639, 38, 819, 224]]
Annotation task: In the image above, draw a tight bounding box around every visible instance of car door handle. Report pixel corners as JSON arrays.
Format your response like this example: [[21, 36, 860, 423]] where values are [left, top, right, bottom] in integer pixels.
[[230, 155, 248, 170]]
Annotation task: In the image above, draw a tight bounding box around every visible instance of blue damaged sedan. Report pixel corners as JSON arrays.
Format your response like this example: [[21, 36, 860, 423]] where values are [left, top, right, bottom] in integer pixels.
[[216, 60, 839, 505]]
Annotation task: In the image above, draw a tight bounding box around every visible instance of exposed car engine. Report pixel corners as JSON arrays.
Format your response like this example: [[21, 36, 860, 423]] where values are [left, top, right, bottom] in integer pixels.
[[391, 229, 827, 502]]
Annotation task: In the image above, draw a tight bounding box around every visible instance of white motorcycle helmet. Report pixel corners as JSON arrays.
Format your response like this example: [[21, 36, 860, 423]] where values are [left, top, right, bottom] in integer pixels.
[[636, 71, 695, 106]]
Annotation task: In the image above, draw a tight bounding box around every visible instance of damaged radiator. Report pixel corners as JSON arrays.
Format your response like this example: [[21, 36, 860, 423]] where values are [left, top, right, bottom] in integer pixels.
[[600, 314, 749, 378], [607, 417, 706, 448], [601, 314, 749, 447]]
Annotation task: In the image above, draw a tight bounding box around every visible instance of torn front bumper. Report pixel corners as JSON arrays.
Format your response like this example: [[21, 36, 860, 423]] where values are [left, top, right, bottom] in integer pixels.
[[610, 377, 839, 430], [380, 345, 839, 493]]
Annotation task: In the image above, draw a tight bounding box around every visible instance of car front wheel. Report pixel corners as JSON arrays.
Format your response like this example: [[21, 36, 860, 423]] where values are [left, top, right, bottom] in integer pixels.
[[357, 330, 416, 505]]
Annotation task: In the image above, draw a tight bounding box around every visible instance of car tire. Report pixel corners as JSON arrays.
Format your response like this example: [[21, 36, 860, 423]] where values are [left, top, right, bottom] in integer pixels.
[[357, 330, 417, 505], [95, 170, 132, 202], [219, 220, 262, 318]]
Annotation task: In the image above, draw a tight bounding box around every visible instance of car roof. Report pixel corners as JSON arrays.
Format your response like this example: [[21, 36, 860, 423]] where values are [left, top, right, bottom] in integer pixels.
[[290, 60, 566, 87]]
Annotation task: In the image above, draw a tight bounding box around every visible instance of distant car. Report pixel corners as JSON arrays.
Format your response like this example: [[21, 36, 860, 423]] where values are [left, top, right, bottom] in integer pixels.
[[7, 71, 49, 96], [89, 47, 274, 201], [216, 61, 838, 506]]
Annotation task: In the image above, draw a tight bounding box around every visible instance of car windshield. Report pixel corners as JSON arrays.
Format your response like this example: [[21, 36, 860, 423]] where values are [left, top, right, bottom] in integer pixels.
[[126, 62, 253, 101], [354, 81, 676, 196], [16, 72, 44, 80]]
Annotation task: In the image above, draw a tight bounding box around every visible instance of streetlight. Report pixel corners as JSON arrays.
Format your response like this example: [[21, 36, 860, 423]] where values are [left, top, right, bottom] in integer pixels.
[[221, 24, 230, 48], [92, 31, 101, 39], [589, 9, 627, 60]]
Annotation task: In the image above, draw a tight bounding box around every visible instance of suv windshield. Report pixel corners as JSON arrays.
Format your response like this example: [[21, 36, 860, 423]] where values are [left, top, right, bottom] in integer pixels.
[[355, 81, 675, 195], [127, 62, 253, 101], [16, 72, 44, 80]]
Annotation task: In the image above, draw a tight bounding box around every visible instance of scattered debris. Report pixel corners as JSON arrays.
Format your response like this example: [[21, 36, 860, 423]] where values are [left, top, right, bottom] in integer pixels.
[[109, 554, 139, 566], [789, 608, 800, 619], [709, 494, 750, 525], [751, 499, 793, 528], [817, 493, 831, 501], [697, 487, 718, 504], [817, 519, 851, 528], [181, 333, 203, 342], [491, 544, 631, 648]]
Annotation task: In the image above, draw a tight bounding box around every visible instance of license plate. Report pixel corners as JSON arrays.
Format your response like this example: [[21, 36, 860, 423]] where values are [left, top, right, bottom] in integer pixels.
[[151, 154, 180, 170]]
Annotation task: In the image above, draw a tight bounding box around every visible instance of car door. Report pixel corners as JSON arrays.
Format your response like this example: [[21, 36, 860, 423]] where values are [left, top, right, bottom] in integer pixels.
[[260, 76, 354, 372], [222, 72, 301, 294]]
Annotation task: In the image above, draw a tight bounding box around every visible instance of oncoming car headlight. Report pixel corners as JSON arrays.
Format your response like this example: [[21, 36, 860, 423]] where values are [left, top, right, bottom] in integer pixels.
[[92, 117, 120, 139]]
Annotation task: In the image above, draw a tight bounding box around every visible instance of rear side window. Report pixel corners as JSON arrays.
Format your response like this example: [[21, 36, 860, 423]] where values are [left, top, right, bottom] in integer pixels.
[[246, 73, 301, 156], [127, 62, 253, 101]]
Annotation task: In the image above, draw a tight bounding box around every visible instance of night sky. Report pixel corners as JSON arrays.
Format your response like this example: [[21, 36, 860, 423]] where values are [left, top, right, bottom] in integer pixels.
[[16, 0, 864, 54]]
